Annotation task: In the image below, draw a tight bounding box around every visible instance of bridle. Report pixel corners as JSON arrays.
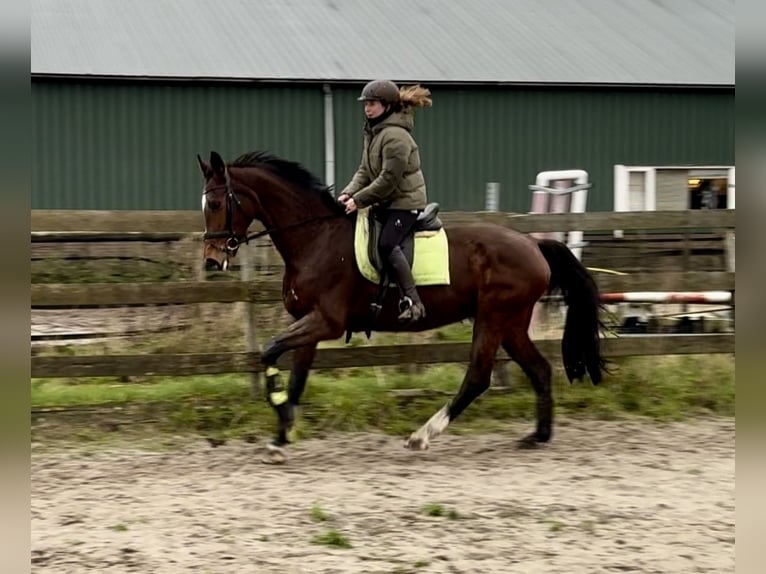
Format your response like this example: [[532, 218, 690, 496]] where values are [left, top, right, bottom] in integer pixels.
[[202, 169, 341, 254]]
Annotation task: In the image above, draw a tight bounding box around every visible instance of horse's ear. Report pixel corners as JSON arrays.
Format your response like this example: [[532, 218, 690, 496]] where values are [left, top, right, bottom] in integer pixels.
[[210, 151, 226, 176], [197, 154, 212, 178]]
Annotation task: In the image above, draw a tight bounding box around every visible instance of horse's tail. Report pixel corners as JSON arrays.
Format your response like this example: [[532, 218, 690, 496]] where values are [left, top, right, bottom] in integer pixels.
[[536, 238, 607, 385]]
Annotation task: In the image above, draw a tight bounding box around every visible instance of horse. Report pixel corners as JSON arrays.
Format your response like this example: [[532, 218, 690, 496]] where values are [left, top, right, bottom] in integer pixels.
[[198, 149, 606, 463]]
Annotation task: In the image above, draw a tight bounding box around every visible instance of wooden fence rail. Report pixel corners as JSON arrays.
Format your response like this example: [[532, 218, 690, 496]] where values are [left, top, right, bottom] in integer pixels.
[[31, 334, 735, 378], [30, 209, 736, 381], [32, 209, 735, 234], [31, 271, 735, 308]]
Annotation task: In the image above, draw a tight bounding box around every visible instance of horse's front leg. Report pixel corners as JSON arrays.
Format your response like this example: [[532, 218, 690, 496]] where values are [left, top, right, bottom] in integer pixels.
[[260, 311, 343, 463], [264, 344, 316, 449]]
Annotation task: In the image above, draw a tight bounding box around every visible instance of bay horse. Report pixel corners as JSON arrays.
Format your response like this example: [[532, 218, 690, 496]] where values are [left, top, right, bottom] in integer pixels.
[[198, 150, 605, 463]]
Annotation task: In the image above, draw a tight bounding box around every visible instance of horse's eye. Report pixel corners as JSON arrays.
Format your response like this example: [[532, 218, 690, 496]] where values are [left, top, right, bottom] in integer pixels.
[[208, 199, 222, 211]]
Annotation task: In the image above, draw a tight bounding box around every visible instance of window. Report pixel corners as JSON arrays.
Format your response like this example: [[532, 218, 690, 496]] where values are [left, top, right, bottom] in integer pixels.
[[614, 165, 734, 213]]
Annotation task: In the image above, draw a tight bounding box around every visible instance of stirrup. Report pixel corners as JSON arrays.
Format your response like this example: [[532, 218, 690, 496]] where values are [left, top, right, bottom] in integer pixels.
[[398, 296, 413, 314], [398, 301, 425, 323]]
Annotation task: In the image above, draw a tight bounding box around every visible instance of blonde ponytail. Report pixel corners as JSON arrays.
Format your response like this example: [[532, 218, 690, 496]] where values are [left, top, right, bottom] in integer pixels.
[[398, 85, 432, 109]]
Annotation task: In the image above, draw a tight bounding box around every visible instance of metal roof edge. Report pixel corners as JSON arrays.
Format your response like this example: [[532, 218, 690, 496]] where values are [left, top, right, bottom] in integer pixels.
[[30, 73, 735, 91]]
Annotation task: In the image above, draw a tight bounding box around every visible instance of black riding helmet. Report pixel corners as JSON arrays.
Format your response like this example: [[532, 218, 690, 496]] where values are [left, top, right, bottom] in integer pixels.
[[357, 79, 400, 105]]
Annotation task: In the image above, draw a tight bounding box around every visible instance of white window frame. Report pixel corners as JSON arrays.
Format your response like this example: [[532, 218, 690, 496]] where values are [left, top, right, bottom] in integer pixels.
[[727, 167, 735, 209], [614, 165, 656, 214], [613, 164, 734, 237]]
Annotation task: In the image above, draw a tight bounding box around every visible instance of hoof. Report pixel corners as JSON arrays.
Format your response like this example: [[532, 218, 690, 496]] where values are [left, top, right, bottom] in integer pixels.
[[404, 435, 429, 451], [516, 436, 541, 450], [261, 443, 288, 465], [516, 431, 550, 450]]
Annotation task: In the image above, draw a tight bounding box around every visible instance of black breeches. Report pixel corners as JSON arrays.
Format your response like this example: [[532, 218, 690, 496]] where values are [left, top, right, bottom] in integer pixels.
[[377, 209, 420, 260]]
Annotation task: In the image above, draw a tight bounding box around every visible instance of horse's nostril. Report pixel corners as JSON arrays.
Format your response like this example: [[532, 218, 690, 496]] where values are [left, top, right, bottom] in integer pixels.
[[205, 258, 223, 271]]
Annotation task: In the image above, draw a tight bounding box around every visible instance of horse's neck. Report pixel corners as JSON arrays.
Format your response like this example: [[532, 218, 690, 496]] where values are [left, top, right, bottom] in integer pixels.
[[271, 215, 353, 272], [238, 168, 351, 267], [282, 218, 354, 276]]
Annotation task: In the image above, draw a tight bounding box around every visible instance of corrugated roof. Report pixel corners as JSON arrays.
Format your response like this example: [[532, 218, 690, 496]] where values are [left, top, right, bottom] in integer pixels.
[[31, 0, 735, 86]]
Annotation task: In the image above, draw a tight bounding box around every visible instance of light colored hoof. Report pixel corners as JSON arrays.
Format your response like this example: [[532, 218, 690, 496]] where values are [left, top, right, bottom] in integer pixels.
[[404, 405, 450, 451], [404, 435, 430, 451], [261, 443, 288, 465]]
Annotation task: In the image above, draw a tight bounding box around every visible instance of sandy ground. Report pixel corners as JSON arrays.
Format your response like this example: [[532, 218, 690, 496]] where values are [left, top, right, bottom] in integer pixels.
[[31, 418, 734, 574]]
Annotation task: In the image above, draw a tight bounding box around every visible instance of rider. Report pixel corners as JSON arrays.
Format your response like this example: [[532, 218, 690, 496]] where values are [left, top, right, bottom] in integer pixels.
[[337, 79, 432, 323]]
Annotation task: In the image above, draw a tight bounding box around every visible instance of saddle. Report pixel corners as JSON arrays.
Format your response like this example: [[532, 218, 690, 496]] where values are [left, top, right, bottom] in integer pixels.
[[367, 202, 443, 277], [347, 202, 447, 342]]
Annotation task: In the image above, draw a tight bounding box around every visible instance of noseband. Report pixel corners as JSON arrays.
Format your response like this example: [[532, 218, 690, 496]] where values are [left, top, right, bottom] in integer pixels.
[[202, 169, 341, 254]]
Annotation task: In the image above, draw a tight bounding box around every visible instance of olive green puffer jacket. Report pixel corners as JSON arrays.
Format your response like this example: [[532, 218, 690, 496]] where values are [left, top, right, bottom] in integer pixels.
[[341, 110, 427, 211]]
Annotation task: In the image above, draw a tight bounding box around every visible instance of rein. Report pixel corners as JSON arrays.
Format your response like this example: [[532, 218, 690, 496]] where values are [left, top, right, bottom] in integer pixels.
[[202, 169, 341, 252]]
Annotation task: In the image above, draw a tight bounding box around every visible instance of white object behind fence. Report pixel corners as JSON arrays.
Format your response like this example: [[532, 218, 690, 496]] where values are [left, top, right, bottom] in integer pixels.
[[529, 169, 590, 261]]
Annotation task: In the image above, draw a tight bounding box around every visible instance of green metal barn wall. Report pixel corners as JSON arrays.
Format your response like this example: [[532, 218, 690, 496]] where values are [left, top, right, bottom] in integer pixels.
[[32, 81, 325, 209], [334, 85, 735, 212], [32, 81, 734, 212]]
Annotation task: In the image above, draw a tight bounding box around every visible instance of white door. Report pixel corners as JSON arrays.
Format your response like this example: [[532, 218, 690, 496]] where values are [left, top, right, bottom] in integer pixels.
[[613, 165, 656, 237]]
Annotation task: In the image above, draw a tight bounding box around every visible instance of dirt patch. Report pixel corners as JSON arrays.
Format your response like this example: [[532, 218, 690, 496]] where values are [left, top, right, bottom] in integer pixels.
[[31, 418, 734, 573]]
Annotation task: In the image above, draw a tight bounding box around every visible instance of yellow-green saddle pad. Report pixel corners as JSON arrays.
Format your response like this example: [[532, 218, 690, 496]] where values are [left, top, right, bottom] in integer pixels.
[[353, 208, 451, 286]]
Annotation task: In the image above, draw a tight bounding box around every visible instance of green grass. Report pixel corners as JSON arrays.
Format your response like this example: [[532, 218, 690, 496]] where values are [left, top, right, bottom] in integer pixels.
[[421, 503, 460, 519], [547, 518, 564, 533], [421, 502, 446, 517], [31, 354, 734, 442], [31, 374, 250, 407], [310, 503, 330, 522], [31, 258, 189, 284], [311, 529, 351, 548]]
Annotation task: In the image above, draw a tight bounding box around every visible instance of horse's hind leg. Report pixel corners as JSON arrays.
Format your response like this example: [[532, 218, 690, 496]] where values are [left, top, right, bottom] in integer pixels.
[[405, 319, 502, 450], [502, 329, 553, 448]]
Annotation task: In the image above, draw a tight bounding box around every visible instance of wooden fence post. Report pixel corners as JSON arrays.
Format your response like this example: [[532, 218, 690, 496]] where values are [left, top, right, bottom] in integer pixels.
[[240, 244, 261, 396]]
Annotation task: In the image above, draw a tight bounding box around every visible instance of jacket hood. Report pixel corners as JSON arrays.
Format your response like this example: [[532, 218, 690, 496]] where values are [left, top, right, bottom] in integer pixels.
[[368, 110, 414, 135]]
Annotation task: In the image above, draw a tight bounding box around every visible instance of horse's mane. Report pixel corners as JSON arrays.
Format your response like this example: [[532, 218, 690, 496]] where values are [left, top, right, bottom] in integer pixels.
[[230, 150, 345, 215]]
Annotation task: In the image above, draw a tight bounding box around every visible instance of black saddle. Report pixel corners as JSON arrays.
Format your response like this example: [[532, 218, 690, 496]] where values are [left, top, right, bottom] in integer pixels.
[[367, 202, 443, 275]]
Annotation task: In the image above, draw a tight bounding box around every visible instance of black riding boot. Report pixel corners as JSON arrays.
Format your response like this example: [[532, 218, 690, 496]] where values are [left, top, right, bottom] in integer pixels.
[[387, 246, 426, 323]]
